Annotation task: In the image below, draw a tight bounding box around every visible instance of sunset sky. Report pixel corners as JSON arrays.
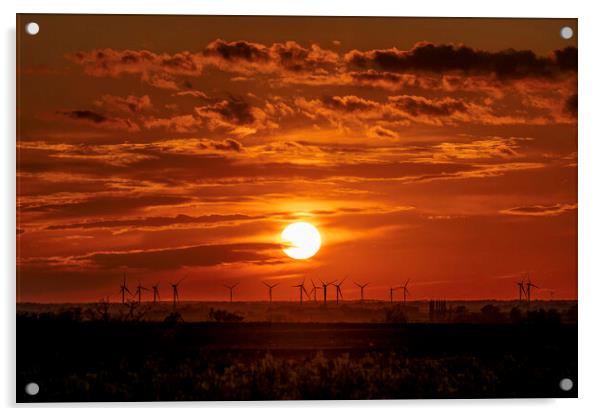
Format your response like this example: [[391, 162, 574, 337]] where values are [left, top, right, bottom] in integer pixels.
[[17, 15, 577, 302]]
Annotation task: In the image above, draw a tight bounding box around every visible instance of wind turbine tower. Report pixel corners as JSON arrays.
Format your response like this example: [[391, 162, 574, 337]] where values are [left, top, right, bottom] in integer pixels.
[[525, 276, 538, 304], [224, 282, 239, 303], [320, 280, 332, 305], [134, 281, 149, 304], [170, 278, 184, 308], [389, 286, 399, 304], [516, 280, 526, 302], [310, 279, 320, 302], [354, 281, 369, 302], [333, 278, 346, 305], [262, 281, 279, 304], [292, 279, 309, 305], [152, 283, 160, 304], [401, 279, 410, 305], [119, 273, 132, 304]]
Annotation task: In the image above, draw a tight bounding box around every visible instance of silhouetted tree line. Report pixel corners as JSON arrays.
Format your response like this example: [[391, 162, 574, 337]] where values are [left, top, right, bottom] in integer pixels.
[[446, 304, 573, 324]]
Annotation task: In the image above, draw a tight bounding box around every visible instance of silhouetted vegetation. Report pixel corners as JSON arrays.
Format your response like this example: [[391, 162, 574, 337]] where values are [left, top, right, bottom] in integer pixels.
[[17, 309, 577, 401], [163, 311, 184, 324], [384, 305, 408, 323], [208, 308, 244, 322]]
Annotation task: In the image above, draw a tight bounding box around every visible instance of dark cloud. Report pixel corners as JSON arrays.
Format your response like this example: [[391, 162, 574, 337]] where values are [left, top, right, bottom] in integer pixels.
[[212, 138, 243, 152], [203, 39, 271, 62], [345, 42, 577, 79], [500, 203, 577, 217], [68, 48, 201, 86], [56, 109, 140, 131], [321, 95, 379, 112], [95, 94, 152, 114], [46, 213, 262, 230], [58, 110, 107, 124], [83, 242, 281, 269], [198, 97, 255, 124], [22, 195, 191, 219], [203, 39, 338, 73], [564, 94, 577, 117], [367, 125, 398, 139], [389, 95, 468, 116]]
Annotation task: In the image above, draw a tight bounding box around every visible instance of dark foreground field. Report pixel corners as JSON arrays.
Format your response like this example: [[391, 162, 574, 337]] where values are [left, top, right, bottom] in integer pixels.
[[17, 315, 577, 401]]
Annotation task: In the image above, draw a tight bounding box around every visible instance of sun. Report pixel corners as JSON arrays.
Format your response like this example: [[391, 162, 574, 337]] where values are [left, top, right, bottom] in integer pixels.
[[281, 222, 321, 260]]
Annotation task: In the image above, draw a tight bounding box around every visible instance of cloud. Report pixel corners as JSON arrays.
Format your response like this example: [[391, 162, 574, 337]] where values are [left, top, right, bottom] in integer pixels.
[[95, 94, 152, 114], [367, 125, 399, 140], [212, 138, 243, 152], [388, 95, 467, 116], [345, 42, 577, 79], [81, 242, 282, 269], [46, 213, 262, 231], [175, 90, 210, 100], [564, 94, 577, 117], [203, 39, 339, 74], [56, 109, 140, 132], [296, 94, 550, 127], [194, 97, 275, 136], [21, 195, 191, 219], [68, 48, 202, 89], [433, 138, 524, 160], [500, 203, 577, 217]]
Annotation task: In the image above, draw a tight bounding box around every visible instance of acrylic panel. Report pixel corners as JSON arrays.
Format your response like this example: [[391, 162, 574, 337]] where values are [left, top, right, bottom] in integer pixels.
[[16, 14, 578, 402]]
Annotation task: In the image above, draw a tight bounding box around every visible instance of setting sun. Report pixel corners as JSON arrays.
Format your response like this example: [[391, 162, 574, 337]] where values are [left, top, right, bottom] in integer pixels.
[[281, 222, 322, 260]]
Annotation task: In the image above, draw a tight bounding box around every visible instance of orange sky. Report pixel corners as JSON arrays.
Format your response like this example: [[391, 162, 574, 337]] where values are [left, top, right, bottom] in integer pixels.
[[16, 15, 577, 302]]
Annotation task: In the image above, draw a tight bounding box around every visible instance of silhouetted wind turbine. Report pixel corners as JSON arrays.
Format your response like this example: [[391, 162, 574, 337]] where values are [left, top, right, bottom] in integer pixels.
[[292, 279, 309, 305], [224, 282, 239, 303], [310, 279, 320, 302], [152, 283, 160, 304], [333, 277, 346, 304], [516, 279, 526, 302], [320, 280, 332, 304], [354, 281, 369, 302], [389, 286, 400, 304], [134, 281, 149, 304], [170, 278, 184, 308], [401, 279, 410, 305], [525, 275, 538, 304], [262, 281, 279, 304], [119, 273, 132, 304]]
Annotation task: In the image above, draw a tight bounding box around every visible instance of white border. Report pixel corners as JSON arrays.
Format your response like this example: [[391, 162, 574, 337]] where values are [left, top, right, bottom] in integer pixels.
[[2, 1, 601, 414]]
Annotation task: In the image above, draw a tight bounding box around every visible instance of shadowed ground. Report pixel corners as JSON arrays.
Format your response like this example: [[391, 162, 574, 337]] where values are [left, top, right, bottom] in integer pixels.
[[17, 309, 577, 401]]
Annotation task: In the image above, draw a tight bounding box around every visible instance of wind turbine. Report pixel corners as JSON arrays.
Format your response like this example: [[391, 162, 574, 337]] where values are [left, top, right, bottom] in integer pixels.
[[170, 278, 184, 308], [310, 279, 320, 302], [354, 281, 369, 302], [389, 286, 400, 304], [333, 278, 346, 305], [119, 273, 132, 304], [134, 281, 149, 304], [516, 280, 526, 302], [320, 280, 332, 305], [152, 283, 160, 304], [525, 275, 538, 303], [224, 282, 239, 303], [401, 279, 410, 305], [262, 281, 279, 304], [292, 279, 309, 305]]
